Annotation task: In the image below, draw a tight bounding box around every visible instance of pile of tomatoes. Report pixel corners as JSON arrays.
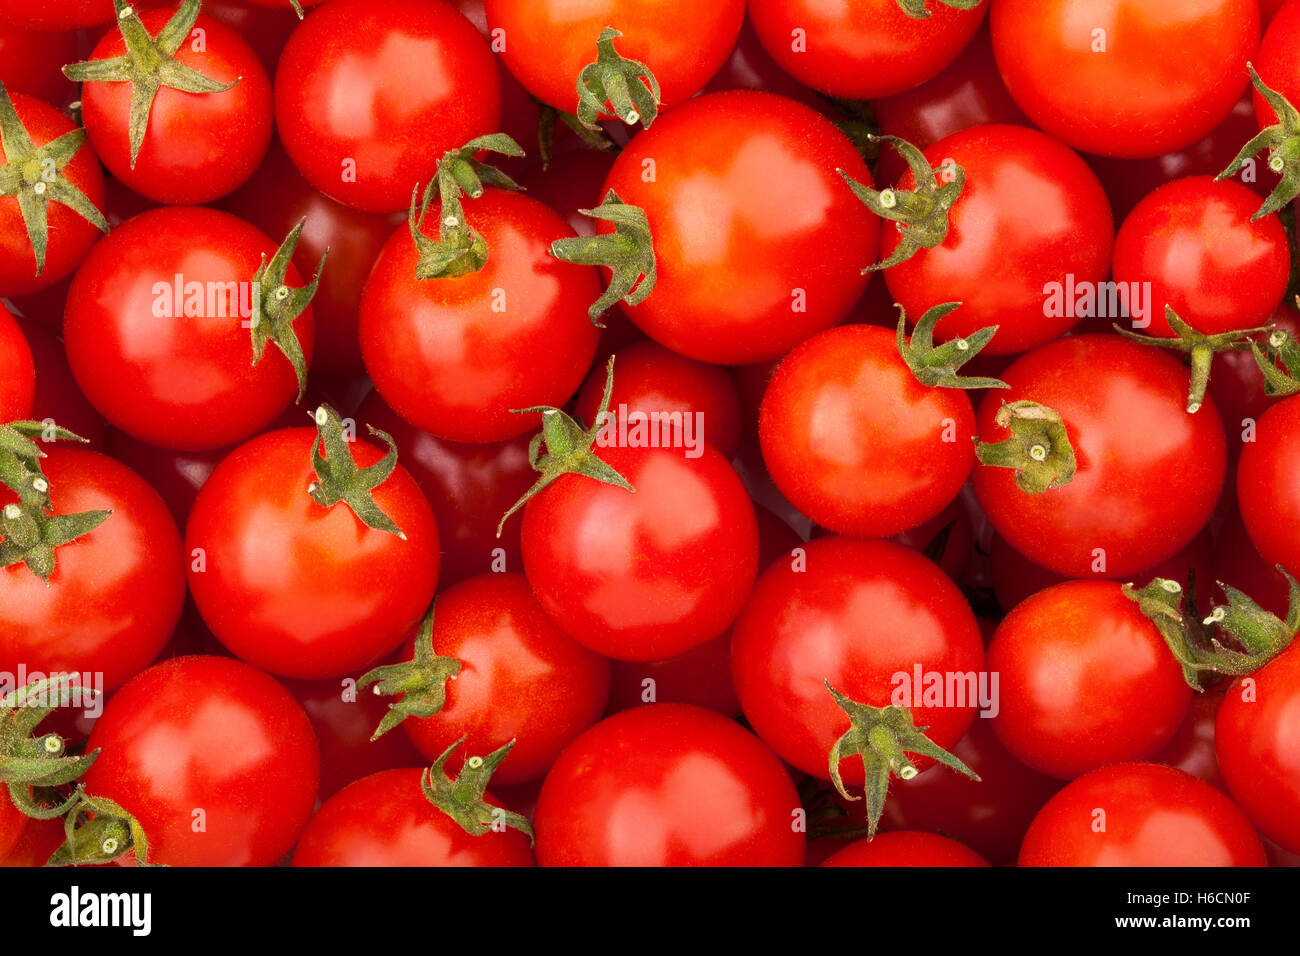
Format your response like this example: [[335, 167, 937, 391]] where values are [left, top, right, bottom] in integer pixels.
[[2, 0, 1299, 870]]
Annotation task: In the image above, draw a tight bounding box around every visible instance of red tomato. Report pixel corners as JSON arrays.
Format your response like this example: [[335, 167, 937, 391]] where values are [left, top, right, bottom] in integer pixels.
[[83, 656, 319, 867], [0, 1, 118, 30], [1019, 763, 1267, 866], [485, 0, 744, 113], [0, 304, 34, 422], [1255, 1, 1300, 131], [0, 448, 185, 691], [882, 124, 1114, 355], [822, 831, 989, 867], [760, 324, 975, 537], [101, 429, 225, 528], [1214, 507, 1293, 619], [0, 22, 75, 102], [64, 207, 315, 452], [535, 704, 803, 866], [10, 314, 103, 448], [0, 815, 64, 867], [242, 0, 326, 10], [1211, 304, 1300, 452], [292, 767, 534, 867], [599, 91, 878, 364], [1216, 643, 1300, 853], [1112, 177, 1288, 337], [1239, 395, 1300, 578], [78, 9, 272, 204], [522, 444, 758, 661], [185, 426, 440, 679], [200, 0, 300, 76], [518, 149, 618, 238], [974, 335, 1226, 579], [1155, 687, 1227, 792], [275, 0, 501, 213], [991, 0, 1258, 158], [700, 11, 831, 109], [731, 536, 985, 785], [0, 792, 23, 861], [748, 0, 986, 99], [361, 189, 600, 443]]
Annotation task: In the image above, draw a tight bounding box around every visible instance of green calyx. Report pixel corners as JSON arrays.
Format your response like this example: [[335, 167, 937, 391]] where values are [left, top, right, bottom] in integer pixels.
[[250, 219, 325, 401], [63, 0, 237, 168], [421, 738, 534, 844], [840, 134, 964, 272], [0, 421, 110, 582], [1217, 63, 1300, 221], [306, 405, 407, 539], [1113, 307, 1263, 414], [535, 99, 617, 170], [1250, 323, 1300, 397], [408, 133, 526, 280], [1123, 571, 1300, 691], [895, 0, 984, 19], [1, 678, 100, 820], [550, 189, 656, 326], [48, 789, 157, 867], [895, 301, 1009, 390], [0, 82, 109, 278], [496, 355, 634, 536], [974, 400, 1076, 494], [576, 27, 661, 131], [825, 681, 978, 840], [357, 604, 462, 740]]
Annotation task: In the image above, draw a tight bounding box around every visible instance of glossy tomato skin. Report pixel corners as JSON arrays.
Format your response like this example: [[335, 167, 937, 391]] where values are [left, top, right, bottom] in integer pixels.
[[12, 313, 104, 448], [0, 0, 119, 30], [1238, 395, 1300, 577], [535, 704, 803, 866], [0, 448, 184, 692], [292, 768, 534, 867], [1254, 1, 1300, 130], [882, 124, 1113, 355], [989, 581, 1191, 779], [731, 537, 984, 785], [0, 305, 34, 422], [1214, 506, 1293, 619], [361, 190, 600, 443], [522, 444, 758, 661], [760, 324, 975, 537], [485, 0, 744, 112], [748, 0, 986, 99], [0, 792, 24, 861], [396, 573, 611, 784], [101, 429, 224, 529], [1216, 643, 1300, 853], [1112, 177, 1288, 337], [599, 91, 878, 364], [0, 94, 106, 298], [1019, 763, 1267, 867], [185, 427, 440, 680], [822, 831, 989, 867], [275, 0, 501, 213], [1211, 305, 1300, 454], [974, 335, 1227, 579], [0, 816, 63, 867], [0, 22, 76, 102], [83, 656, 319, 867], [991, 0, 1258, 159], [80, 10, 272, 204], [64, 207, 314, 452]]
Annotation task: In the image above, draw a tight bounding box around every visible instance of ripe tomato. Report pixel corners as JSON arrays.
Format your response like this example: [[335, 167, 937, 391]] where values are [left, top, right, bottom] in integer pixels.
[[0, 304, 34, 422], [64, 207, 315, 452], [199, 1, 300, 76], [822, 831, 989, 867], [1238, 395, 1300, 578], [1112, 177, 1288, 337], [1211, 305, 1300, 454], [0, 791, 23, 861], [12, 313, 104, 448], [361, 189, 600, 443], [1217, 644, 1300, 853], [185, 426, 440, 679], [881, 124, 1114, 355], [1254, 0, 1300, 130], [101, 429, 224, 529], [275, 0, 501, 213], [991, 0, 1258, 158], [485, 0, 744, 114], [1214, 507, 1293, 619], [522, 444, 758, 661], [292, 768, 534, 867], [83, 656, 319, 867], [0, 22, 75, 103], [598, 91, 878, 364], [519, 149, 618, 238], [760, 324, 975, 538], [0, 1, 118, 30], [535, 704, 803, 866], [388, 573, 610, 784], [1018, 763, 1267, 866], [989, 581, 1191, 779], [0, 448, 185, 691], [748, 0, 987, 100], [1155, 687, 1227, 792], [974, 335, 1227, 579], [0, 815, 64, 868], [731, 536, 984, 785]]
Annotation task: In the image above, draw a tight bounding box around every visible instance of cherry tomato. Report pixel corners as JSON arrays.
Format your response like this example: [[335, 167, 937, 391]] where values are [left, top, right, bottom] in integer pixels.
[[64, 207, 315, 452], [1214, 507, 1293, 619], [1211, 305, 1300, 455], [0, 815, 64, 867], [991, 0, 1258, 158], [83, 655, 319, 867], [101, 429, 224, 529], [822, 831, 989, 867], [185, 426, 440, 679], [0, 22, 75, 103], [599, 91, 878, 364], [0, 305, 34, 422], [1254, 0, 1300, 131], [534, 704, 804, 866], [0, 792, 23, 861], [199, 0, 300, 76], [518, 149, 618, 238], [275, 0, 501, 213], [0, 1, 119, 30], [10, 313, 103, 448], [1155, 687, 1227, 792], [1018, 763, 1267, 866], [1239, 395, 1300, 578]]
